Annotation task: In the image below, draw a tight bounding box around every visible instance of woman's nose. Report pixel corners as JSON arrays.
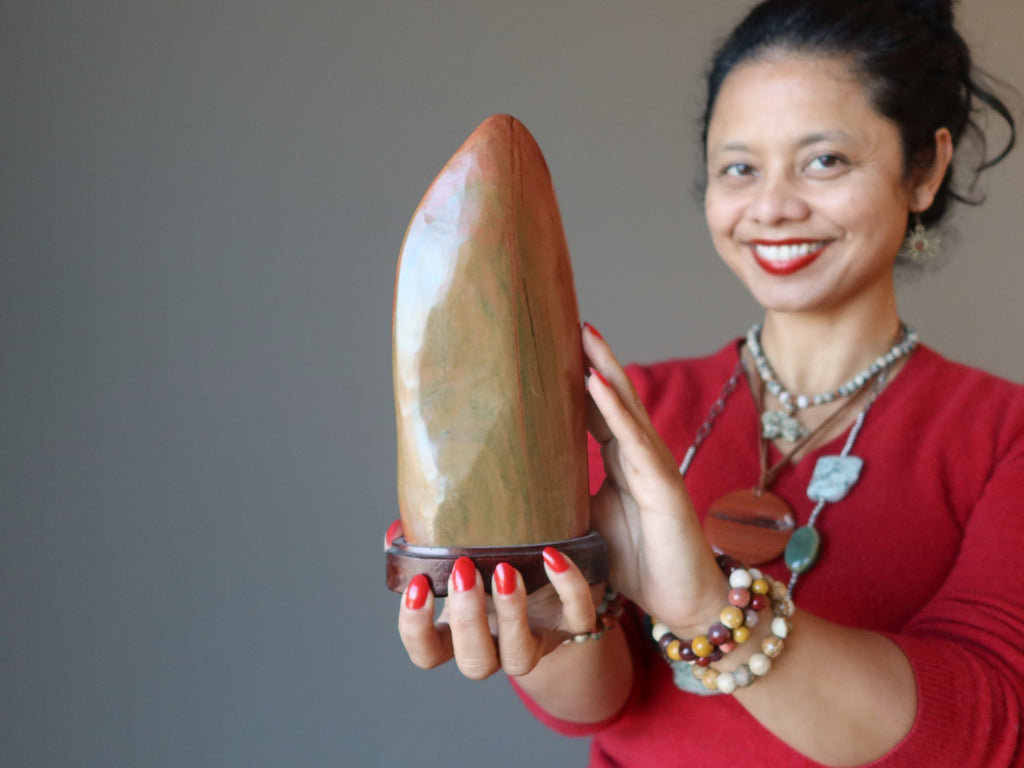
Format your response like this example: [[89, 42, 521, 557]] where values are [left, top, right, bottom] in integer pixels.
[[748, 174, 810, 224]]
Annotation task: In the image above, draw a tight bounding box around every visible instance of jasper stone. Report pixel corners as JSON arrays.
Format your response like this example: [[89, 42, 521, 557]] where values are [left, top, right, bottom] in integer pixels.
[[392, 115, 588, 548], [784, 525, 821, 574], [704, 489, 796, 565], [807, 455, 863, 503]]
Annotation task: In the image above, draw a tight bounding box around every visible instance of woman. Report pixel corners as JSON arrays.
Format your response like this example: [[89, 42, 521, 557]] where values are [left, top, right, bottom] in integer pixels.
[[395, 0, 1022, 765]]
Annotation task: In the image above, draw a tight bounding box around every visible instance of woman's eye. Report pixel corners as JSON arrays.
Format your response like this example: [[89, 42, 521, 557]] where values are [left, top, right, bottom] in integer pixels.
[[721, 162, 754, 177], [806, 154, 846, 171]]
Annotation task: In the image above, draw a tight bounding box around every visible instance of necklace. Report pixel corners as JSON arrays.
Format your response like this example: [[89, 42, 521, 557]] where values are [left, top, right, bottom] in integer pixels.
[[746, 323, 917, 441], [701, 367, 880, 565], [680, 337, 905, 589], [785, 371, 886, 594]]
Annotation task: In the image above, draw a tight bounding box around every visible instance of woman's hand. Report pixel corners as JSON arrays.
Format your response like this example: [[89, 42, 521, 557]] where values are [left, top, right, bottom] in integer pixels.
[[391, 524, 603, 680], [583, 323, 724, 632]]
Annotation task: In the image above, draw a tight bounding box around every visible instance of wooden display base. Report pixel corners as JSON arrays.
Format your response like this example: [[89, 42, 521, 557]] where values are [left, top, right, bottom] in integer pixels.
[[386, 531, 607, 596]]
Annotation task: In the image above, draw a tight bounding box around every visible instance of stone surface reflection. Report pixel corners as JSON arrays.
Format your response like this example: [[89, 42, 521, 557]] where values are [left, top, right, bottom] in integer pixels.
[[392, 115, 587, 548]]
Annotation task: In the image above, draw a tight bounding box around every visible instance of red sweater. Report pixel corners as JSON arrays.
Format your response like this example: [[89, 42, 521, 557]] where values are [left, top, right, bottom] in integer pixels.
[[517, 341, 1024, 766]]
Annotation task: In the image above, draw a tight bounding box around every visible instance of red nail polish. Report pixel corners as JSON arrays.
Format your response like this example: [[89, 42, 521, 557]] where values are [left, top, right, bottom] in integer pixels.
[[405, 574, 429, 610], [542, 547, 570, 573], [494, 562, 517, 595], [452, 556, 476, 592], [583, 322, 604, 340], [385, 519, 402, 549], [589, 367, 610, 388]]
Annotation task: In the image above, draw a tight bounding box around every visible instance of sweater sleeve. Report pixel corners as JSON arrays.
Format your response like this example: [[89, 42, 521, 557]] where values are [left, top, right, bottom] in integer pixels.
[[508, 606, 645, 737], [874, 393, 1024, 767]]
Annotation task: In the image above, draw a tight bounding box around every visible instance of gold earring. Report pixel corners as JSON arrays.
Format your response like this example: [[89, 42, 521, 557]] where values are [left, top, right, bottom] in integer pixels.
[[901, 215, 938, 263]]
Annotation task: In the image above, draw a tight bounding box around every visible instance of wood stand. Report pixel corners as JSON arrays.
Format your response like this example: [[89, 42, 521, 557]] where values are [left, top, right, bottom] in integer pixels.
[[386, 531, 607, 596]]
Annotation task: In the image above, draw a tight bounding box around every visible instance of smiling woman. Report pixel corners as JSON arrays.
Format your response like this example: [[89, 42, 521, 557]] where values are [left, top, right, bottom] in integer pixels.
[[391, 1, 1024, 766], [704, 55, 952, 323]]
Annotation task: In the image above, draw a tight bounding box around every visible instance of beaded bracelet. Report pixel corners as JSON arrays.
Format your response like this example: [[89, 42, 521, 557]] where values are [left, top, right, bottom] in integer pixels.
[[562, 586, 624, 645], [689, 576, 794, 694], [667, 577, 794, 696], [650, 555, 770, 664]]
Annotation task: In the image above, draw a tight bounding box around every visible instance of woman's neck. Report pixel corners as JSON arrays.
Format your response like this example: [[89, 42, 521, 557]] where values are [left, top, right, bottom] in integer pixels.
[[757, 302, 903, 396]]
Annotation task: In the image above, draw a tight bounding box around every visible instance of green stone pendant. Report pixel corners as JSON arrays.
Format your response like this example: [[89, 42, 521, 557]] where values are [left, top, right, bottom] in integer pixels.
[[785, 526, 821, 574]]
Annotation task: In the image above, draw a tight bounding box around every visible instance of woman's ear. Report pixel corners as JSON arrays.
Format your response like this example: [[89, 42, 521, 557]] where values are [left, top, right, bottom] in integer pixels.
[[909, 127, 954, 213]]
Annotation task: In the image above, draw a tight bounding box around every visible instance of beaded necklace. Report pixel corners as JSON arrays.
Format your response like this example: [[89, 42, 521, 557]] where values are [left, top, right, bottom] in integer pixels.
[[680, 334, 903, 593], [746, 323, 917, 441]]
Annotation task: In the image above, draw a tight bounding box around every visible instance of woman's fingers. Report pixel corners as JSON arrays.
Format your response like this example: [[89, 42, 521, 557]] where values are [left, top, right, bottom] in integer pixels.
[[383, 518, 403, 550], [583, 323, 650, 427], [542, 548, 598, 639], [398, 573, 453, 670], [586, 382, 615, 447], [445, 557, 501, 680], [490, 563, 542, 676], [399, 554, 598, 680], [584, 323, 675, 469], [587, 367, 668, 473]]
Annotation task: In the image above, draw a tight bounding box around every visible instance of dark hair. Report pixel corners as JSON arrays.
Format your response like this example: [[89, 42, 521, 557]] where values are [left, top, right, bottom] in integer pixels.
[[701, 0, 1016, 234]]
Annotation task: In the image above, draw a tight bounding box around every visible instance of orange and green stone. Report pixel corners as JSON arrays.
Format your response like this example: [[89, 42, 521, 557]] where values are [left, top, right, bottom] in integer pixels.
[[392, 115, 588, 548]]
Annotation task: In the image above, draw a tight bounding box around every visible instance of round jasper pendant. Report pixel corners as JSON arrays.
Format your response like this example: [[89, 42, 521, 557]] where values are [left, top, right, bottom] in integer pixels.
[[703, 489, 796, 565]]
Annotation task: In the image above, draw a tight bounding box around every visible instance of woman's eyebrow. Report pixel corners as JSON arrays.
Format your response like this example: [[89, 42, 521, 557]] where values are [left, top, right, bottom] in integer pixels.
[[797, 129, 852, 147], [710, 130, 852, 156]]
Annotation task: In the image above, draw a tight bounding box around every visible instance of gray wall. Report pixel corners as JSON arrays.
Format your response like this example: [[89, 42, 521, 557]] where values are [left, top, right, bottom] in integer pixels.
[[2, 2, 1021, 766]]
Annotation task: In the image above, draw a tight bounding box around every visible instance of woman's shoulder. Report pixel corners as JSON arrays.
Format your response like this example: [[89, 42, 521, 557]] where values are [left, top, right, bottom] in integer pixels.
[[899, 343, 1024, 454], [908, 344, 1024, 402]]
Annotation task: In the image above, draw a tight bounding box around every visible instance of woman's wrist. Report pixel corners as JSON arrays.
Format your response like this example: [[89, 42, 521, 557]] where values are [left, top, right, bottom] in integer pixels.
[[654, 556, 769, 661], [649, 557, 795, 694]]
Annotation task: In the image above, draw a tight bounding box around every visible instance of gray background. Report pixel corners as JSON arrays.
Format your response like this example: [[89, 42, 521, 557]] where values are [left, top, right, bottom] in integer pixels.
[[2, 1, 1021, 766]]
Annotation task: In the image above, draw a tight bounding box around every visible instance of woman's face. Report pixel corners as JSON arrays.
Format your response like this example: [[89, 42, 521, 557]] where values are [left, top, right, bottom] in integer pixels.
[[704, 54, 921, 318]]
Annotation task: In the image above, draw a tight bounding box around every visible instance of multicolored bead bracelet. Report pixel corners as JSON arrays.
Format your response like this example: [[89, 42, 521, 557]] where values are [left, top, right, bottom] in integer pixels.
[[563, 586, 624, 644], [650, 557, 795, 695], [688, 575, 792, 693], [649, 555, 770, 664]]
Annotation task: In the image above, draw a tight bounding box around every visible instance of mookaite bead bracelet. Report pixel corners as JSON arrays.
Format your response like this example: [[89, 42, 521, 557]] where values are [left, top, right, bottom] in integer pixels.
[[690, 576, 793, 693], [649, 556, 795, 694], [563, 586, 624, 645], [650, 555, 770, 665]]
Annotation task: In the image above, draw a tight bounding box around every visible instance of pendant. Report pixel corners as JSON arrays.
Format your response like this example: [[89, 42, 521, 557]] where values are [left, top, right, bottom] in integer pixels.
[[807, 456, 863, 502], [703, 489, 796, 565], [761, 410, 808, 442], [784, 525, 821, 573]]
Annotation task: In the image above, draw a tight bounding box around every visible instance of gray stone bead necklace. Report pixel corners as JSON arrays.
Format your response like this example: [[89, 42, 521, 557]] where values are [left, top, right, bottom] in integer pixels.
[[746, 323, 917, 442]]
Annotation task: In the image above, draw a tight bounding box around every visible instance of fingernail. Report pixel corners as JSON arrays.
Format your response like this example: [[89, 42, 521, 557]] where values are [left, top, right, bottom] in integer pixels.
[[583, 322, 604, 340], [405, 574, 429, 610], [452, 556, 476, 592], [588, 367, 610, 388], [494, 562, 517, 595], [542, 547, 570, 573], [384, 519, 402, 549]]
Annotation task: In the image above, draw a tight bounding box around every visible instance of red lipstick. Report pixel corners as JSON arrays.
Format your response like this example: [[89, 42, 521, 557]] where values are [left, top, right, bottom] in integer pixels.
[[749, 239, 827, 276]]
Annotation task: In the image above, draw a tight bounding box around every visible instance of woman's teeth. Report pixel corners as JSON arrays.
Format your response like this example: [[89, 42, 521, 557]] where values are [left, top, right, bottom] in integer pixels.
[[753, 241, 826, 261]]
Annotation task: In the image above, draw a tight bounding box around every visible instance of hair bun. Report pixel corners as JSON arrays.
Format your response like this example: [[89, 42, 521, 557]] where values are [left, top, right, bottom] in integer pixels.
[[893, 0, 955, 31]]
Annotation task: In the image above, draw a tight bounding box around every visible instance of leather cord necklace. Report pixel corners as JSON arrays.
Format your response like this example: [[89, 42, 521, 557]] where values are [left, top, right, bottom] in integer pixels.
[[702, 360, 881, 566], [754, 372, 877, 493]]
